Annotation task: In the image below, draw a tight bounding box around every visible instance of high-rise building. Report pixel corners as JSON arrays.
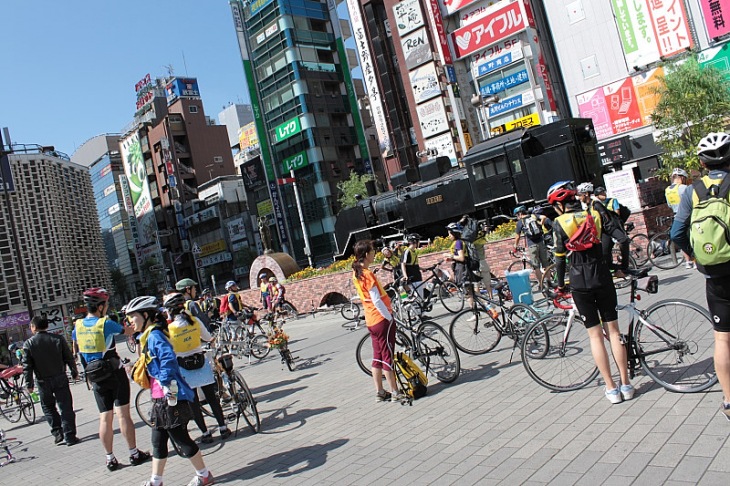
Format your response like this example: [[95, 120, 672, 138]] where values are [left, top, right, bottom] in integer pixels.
[[72, 134, 141, 302], [219, 103, 254, 151], [0, 145, 109, 353], [228, 0, 372, 264]]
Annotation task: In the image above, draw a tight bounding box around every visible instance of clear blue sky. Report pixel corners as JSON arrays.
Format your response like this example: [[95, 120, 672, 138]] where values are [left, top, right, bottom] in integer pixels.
[[0, 1, 250, 155]]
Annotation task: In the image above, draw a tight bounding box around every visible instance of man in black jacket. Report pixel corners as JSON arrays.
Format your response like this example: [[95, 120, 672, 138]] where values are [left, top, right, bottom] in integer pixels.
[[23, 316, 80, 446]]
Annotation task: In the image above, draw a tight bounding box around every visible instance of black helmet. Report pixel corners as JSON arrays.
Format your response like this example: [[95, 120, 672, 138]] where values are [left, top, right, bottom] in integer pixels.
[[162, 292, 186, 309], [407, 233, 420, 243]]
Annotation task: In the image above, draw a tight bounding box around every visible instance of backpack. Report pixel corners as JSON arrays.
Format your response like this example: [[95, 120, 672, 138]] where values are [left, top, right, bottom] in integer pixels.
[[461, 217, 479, 243], [608, 198, 631, 224], [219, 294, 231, 317], [522, 216, 542, 239], [689, 176, 730, 268], [393, 352, 427, 400], [464, 242, 481, 274], [565, 211, 601, 252]]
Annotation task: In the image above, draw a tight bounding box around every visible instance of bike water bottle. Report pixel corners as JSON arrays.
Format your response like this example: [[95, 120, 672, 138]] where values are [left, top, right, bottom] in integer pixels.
[[486, 303, 499, 320], [167, 380, 178, 407], [400, 290, 408, 300]]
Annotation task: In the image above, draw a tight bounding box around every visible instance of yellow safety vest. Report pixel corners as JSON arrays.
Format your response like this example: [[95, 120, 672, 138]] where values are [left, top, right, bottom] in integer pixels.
[[75, 317, 107, 354], [168, 316, 202, 354], [665, 184, 683, 209], [554, 208, 602, 257]]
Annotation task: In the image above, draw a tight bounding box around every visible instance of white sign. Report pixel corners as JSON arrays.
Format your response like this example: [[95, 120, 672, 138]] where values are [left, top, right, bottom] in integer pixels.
[[424, 133, 458, 167], [192, 243, 202, 254], [393, 0, 425, 36], [201, 252, 232, 267], [603, 169, 641, 212], [401, 28, 432, 70], [108, 203, 120, 215], [458, 0, 500, 26], [417, 98, 450, 137], [410, 63, 441, 104], [227, 217, 247, 242], [103, 184, 116, 197]]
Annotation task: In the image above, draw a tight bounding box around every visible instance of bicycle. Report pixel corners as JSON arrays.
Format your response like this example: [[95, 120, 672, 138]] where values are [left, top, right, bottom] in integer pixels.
[[648, 215, 685, 269], [0, 366, 35, 425], [625, 222, 650, 267], [355, 312, 461, 384], [396, 265, 466, 316], [521, 268, 717, 393], [260, 312, 297, 371], [213, 314, 270, 361], [0, 428, 21, 467]]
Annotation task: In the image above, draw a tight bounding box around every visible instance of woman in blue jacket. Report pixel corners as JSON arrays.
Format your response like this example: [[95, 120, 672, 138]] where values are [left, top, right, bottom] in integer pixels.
[[125, 296, 215, 486]]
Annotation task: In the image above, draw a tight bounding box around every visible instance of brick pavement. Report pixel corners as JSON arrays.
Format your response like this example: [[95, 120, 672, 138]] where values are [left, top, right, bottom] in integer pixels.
[[1, 265, 728, 485]]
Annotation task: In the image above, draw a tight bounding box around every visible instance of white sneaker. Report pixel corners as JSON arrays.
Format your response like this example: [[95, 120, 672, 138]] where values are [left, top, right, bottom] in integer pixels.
[[605, 387, 623, 404], [620, 384, 635, 400], [685, 261, 696, 270]]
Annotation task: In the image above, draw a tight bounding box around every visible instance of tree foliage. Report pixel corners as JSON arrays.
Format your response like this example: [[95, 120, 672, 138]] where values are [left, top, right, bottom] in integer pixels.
[[652, 57, 730, 179], [337, 173, 374, 210], [109, 268, 130, 305]]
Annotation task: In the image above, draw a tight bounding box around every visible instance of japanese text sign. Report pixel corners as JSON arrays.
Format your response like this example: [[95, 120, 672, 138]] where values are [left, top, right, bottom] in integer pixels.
[[451, 0, 529, 59]]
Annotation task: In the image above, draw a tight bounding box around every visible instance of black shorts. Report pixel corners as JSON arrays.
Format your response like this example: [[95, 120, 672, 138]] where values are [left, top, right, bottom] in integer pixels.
[[706, 276, 730, 332], [92, 367, 131, 413], [571, 285, 619, 328]]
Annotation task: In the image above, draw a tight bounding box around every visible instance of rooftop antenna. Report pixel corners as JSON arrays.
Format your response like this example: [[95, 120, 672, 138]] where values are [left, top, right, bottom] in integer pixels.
[[164, 64, 175, 77], [182, 51, 189, 76]]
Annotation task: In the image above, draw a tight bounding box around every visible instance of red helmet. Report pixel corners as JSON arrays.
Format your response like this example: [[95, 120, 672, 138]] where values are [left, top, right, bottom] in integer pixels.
[[83, 287, 110, 307], [547, 181, 577, 204]]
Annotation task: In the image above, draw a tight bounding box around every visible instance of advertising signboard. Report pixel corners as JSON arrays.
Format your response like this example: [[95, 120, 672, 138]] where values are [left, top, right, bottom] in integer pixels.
[[451, 0, 529, 59], [281, 150, 309, 173], [428, 0, 453, 64], [474, 40, 523, 77], [698, 41, 730, 77], [410, 63, 441, 103], [490, 112, 539, 135], [487, 90, 534, 117], [611, 0, 692, 68], [238, 122, 259, 152], [603, 77, 643, 135], [633, 66, 664, 125], [120, 133, 157, 250], [273, 115, 302, 143], [577, 88, 613, 140], [393, 0, 425, 36], [227, 217, 247, 242], [424, 132, 458, 166], [165, 77, 201, 104], [699, 0, 730, 39], [0, 155, 14, 192], [479, 68, 529, 96], [402, 28, 433, 70], [241, 157, 265, 190], [417, 98, 450, 137], [135, 73, 154, 112], [457, 0, 500, 25]]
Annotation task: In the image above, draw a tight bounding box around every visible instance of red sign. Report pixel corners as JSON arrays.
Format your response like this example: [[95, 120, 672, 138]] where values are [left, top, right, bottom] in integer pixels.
[[604, 77, 643, 136], [451, 0, 529, 59], [428, 0, 453, 64], [700, 0, 730, 39], [277, 177, 296, 185]]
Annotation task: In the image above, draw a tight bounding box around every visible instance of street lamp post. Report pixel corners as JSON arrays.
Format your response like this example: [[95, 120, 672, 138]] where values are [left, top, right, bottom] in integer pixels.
[[470, 94, 500, 141]]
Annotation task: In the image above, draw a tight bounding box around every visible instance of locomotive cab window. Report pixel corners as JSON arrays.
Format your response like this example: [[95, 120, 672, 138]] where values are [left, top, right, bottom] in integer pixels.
[[472, 154, 508, 181]]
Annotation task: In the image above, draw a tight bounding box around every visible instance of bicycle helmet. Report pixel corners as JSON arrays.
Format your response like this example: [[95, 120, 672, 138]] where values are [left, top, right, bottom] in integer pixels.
[[547, 181, 576, 204], [671, 167, 688, 178], [532, 206, 544, 216], [126, 296, 160, 314], [269, 276, 277, 282], [162, 292, 186, 309], [594, 186, 607, 195], [406, 233, 420, 243], [225, 280, 238, 290], [446, 222, 463, 234], [175, 278, 198, 291], [697, 132, 730, 165], [83, 288, 109, 307], [201, 288, 211, 295], [513, 205, 527, 216], [576, 182, 593, 194]]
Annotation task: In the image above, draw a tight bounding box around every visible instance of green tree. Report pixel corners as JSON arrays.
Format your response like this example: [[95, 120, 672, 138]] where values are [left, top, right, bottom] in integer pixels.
[[109, 268, 130, 305], [652, 57, 730, 179], [337, 173, 374, 210]]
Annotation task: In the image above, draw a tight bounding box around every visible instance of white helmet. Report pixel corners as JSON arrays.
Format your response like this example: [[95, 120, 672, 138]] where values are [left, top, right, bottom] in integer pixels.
[[671, 167, 688, 178], [225, 280, 238, 290], [125, 296, 160, 314], [697, 132, 730, 165], [576, 182, 594, 194]]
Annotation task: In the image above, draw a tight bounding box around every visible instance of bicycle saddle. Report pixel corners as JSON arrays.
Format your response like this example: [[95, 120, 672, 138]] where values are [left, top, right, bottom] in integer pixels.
[[493, 281, 508, 291], [624, 267, 650, 279]]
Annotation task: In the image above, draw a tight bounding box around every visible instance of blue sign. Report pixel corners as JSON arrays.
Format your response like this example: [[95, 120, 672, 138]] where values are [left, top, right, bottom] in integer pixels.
[[489, 93, 528, 117], [268, 181, 289, 245], [445, 65, 457, 84], [165, 77, 200, 105], [0, 155, 14, 192], [480, 69, 530, 97], [168, 175, 177, 188], [477, 52, 514, 77]]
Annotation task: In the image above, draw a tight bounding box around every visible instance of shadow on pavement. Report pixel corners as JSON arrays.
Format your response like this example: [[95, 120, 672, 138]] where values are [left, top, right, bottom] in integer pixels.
[[249, 373, 317, 396], [292, 352, 336, 371], [257, 402, 337, 435], [214, 438, 348, 481], [432, 361, 501, 392], [659, 274, 690, 286], [255, 386, 308, 404]]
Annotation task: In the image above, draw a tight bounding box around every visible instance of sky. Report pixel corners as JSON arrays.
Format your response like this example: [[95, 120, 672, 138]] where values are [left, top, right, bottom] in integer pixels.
[[0, 1, 252, 156]]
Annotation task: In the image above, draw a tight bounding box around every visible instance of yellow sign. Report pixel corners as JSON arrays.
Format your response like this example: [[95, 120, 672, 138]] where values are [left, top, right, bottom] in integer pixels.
[[491, 112, 541, 135], [238, 122, 259, 152], [463, 132, 473, 151], [257, 199, 273, 216], [199, 240, 226, 257]]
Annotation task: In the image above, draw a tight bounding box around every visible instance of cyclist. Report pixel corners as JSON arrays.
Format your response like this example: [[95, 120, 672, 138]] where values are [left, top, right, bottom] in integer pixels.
[[459, 214, 492, 298], [259, 273, 270, 310], [351, 239, 403, 402], [513, 205, 549, 282], [548, 181, 634, 404], [665, 168, 695, 269], [125, 296, 215, 486], [532, 206, 554, 248], [176, 278, 212, 333], [671, 132, 730, 420], [199, 288, 220, 322], [576, 182, 629, 278], [222, 281, 256, 330], [73, 288, 150, 471], [444, 222, 475, 313], [268, 277, 286, 313], [380, 243, 403, 282], [163, 293, 231, 444], [400, 234, 424, 300]]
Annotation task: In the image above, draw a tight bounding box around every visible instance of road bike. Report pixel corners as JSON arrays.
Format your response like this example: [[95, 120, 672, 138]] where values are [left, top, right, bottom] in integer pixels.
[[521, 268, 717, 393], [355, 313, 461, 384], [213, 315, 270, 360], [260, 312, 296, 371], [648, 215, 686, 270], [625, 222, 650, 267], [389, 265, 465, 319], [0, 366, 35, 425]]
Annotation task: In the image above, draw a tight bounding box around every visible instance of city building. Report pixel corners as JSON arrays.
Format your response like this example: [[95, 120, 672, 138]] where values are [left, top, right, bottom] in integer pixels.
[[0, 145, 109, 362], [72, 134, 141, 303], [219, 103, 254, 151], [228, 0, 373, 265]]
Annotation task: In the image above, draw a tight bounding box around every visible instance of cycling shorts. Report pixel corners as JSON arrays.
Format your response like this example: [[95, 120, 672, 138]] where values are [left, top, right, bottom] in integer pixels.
[[706, 276, 730, 332], [571, 285, 619, 328], [92, 367, 131, 412]]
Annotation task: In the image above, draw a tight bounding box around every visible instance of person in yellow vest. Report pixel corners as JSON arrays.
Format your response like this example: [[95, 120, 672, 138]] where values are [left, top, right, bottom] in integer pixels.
[[671, 132, 730, 420], [665, 168, 695, 269], [400, 234, 424, 300], [222, 281, 250, 322], [444, 222, 475, 312], [379, 243, 403, 282], [163, 293, 230, 444], [73, 287, 150, 471], [548, 181, 634, 404], [259, 273, 271, 310]]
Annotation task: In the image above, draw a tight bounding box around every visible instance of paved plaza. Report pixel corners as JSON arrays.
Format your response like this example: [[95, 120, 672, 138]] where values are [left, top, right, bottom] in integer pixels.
[[2, 265, 729, 485]]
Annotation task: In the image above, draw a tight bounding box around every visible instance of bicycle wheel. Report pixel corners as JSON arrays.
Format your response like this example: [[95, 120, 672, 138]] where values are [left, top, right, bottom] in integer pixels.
[[629, 233, 650, 267], [648, 232, 685, 269], [416, 321, 461, 383], [636, 299, 717, 393], [230, 370, 260, 433], [612, 254, 636, 290], [281, 348, 296, 371], [507, 303, 541, 343], [439, 281, 465, 313], [449, 308, 502, 354], [281, 301, 299, 320], [340, 302, 361, 321], [250, 334, 271, 359], [521, 314, 599, 392], [135, 388, 154, 427], [127, 335, 137, 354], [0, 390, 22, 423], [356, 329, 411, 376], [19, 390, 35, 425], [507, 260, 534, 274]]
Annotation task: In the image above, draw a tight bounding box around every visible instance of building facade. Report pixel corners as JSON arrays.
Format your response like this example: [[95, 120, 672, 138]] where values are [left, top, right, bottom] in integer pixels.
[[0, 146, 109, 362], [219, 103, 255, 152]]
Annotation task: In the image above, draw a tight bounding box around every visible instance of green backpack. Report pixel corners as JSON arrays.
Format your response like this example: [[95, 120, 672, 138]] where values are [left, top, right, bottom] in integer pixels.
[[690, 176, 730, 268]]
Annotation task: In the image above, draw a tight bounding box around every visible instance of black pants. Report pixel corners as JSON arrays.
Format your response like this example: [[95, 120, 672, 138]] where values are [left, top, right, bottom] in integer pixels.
[[602, 227, 630, 271], [151, 423, 199, 459], [37, 374, 77, 441], [192, 382, 226, 432]]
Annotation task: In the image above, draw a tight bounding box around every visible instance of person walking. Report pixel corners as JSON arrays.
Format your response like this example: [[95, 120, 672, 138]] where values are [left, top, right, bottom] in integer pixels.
[[352, 239, 403, 402], [459, 215, 492, 298], [23, 315, 80, 446], [671, 132, 730, 419], [176, 278, 212, 333], [665, 168, 695, 269], [163, 292, 231, 443], [400, 234, 424, 300], [444, 222, 475, 311], [73, 287, 150, 471], [548, 180, 634, 404], [125, 296, 215, 486], [513, 206, 550, 282]]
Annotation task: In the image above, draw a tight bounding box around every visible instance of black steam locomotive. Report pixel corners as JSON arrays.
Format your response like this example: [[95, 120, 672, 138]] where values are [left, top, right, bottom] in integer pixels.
[[334, 118, 602, 257]]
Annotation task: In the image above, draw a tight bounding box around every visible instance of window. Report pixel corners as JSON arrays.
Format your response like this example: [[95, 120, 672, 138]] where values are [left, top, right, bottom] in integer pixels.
[[189, 105, 198, 114]]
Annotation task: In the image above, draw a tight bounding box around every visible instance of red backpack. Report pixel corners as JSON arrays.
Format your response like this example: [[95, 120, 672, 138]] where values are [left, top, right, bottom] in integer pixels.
[[565, 212, 601, 252], [219, 294, 231, 316]]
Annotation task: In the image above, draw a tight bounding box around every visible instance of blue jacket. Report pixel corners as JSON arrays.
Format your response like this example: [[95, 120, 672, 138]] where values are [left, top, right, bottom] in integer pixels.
[[146, 328, 195, 402]]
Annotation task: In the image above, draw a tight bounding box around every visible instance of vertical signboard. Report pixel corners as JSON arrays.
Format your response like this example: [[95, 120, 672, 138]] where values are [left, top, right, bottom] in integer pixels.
[[424, 133, 458, 166], [577, 88, 613, 140], [633, 66, 664, 125], [603, 77, 643, 135], [410, 63, 441, 103], [401, 28, 433, 69], [393, 0, 425, 36], [699, 0, 730, 40], [417, 98, 450, 137], [451, 0, 529, 59], [120, 133, 158, 254]]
